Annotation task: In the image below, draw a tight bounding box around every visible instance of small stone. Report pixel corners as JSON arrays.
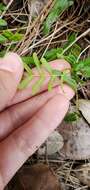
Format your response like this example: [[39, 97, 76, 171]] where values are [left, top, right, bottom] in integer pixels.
[[58, 118, 90, 160], [78, 99, 90, 124], [38, 131, 64, 156]]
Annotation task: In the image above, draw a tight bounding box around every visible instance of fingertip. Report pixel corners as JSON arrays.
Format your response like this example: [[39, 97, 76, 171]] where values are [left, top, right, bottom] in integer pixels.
[[3, 52, 24, 82], [0, 52, 24, 111], [49, 59, 74, 100], [57, 85, 75, 100], [49, 59, 71, 70]]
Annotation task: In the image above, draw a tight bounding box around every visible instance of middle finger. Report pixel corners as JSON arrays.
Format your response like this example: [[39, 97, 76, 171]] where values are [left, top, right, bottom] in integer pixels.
[[8, 59, 71, 106], [0, 85, 74, 141]]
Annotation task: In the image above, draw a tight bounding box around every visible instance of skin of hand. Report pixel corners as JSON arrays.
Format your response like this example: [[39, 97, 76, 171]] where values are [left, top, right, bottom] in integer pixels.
[[0, 53, 74, 189]]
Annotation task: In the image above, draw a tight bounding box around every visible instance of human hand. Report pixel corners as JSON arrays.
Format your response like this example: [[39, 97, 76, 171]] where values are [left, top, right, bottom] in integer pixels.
[[0, 53, 74, 189]]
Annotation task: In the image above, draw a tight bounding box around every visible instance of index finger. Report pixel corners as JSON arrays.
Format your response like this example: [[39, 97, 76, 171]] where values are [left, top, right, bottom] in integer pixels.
[[9, 59, 71, 106], [0, 53, 23, 112]]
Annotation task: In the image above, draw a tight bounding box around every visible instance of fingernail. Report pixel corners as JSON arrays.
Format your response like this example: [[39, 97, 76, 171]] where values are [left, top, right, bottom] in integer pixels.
[[0, 52, 24, 83], [0, 52, 23, 73]]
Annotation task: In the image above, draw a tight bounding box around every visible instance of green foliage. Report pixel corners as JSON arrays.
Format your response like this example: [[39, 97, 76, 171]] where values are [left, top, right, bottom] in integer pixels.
[[64, 112, 78, 123], [61, 72, 77, 91], [0, 50, 5, 57], [44, 48, 63, 61], [0, 29, 88, 95], [57, 33, 90, 82], [19, 32, 89, 94], [22, 56, 34, 65], [41, 58, 57, 91], [32, 73, 45, 94], [0, 30, 23, 44], [41, 57, 52, 74], [75, 58, 90, 78], [18, 76, 33, 90], [71, 44, 81, 57], [0, 18, 7, 27], [3, 30, 13, 39], [43, 0, 74, 35], [10, 32, 23, 42], [0, 3, 6, 13], [3, 30, 23, 42], [33, 53, 41, 72], [18, 63, 33, 89], [65, 54, 77, 67], [0, 34, 7, 43], [63, 33, 77, 49], [23, 63, 33, 76]]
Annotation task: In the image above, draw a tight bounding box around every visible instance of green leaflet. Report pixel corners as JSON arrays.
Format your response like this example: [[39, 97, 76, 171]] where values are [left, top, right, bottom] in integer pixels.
[[43, 0, 74, 35], [23, 63, 33, 76], [0, 18, 7, 27], [3, 30, 23, 42], [0, 3, 6, 13], [75, 57, 90, 71], [41, 57, 53, 74], [65, 54, 77, 67], [18, 75, 33, 89], [32, 73, 45, 94], [71, 44, 81, 57], [52, 69, 62, 77], [63, 33, 77, 49], [0, 50, 5, 57], [48, 75, 57, 91], [3, 30, 13, 39], [84, 68, 90, 78], [68, 33, 76, 43], [22, 56, 34, 66], [61, 71, 77, 91], [44, 48, 63, 61], [33, 52, 41, 72], [19, 63, 33, 89], [75, 57, 90, 78], [80, 67, 90, 78], [10, 32, 23, 41], [0, 34, 7, 44]]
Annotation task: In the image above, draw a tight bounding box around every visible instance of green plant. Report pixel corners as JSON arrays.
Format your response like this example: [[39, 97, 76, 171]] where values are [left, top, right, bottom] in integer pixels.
[[43, 0, 74, 35], [0, 18, 7, 27], [19, 33, 90, 95], [0, 30, 24, 44], [0, 3, 6, 13], [64, 112, 79, 123]]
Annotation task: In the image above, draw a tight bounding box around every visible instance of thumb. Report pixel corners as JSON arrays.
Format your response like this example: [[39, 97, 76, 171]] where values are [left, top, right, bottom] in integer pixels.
[[0, 53, 23, 112]]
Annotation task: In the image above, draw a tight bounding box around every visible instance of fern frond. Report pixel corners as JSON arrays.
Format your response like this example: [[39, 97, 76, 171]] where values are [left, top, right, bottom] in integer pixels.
[[19, 52, 78, 94]]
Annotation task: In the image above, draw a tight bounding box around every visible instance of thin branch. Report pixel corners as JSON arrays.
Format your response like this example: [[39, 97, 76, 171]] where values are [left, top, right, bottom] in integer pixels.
[[20, 20, 73, 56], [0, 0, 14, 19], [77, 45, 90, 62], [62, 28, 90, 55], [42, 22, 58, 57]]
